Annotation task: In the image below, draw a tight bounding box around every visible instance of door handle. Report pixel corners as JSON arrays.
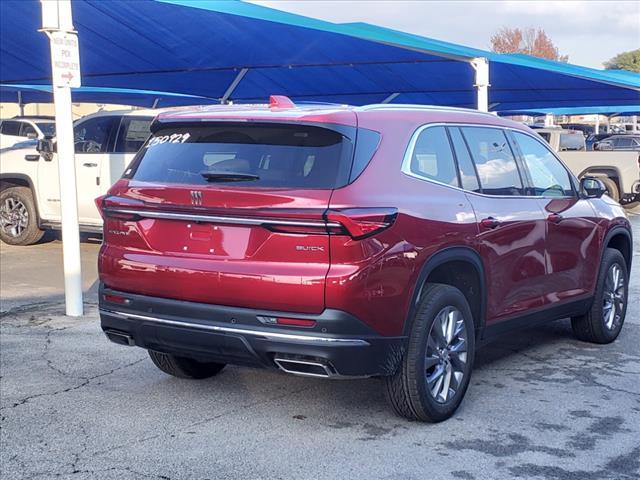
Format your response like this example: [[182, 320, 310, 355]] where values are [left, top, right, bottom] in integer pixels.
[[480, 217, 501, 229], [547, 213, 563, 224], [83, 162, 98, 167]]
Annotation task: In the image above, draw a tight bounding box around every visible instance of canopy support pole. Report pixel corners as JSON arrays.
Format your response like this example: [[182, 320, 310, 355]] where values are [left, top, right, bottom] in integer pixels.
[[221, 68, 248, 104], [152, 97, 160, 108], [471, 57, 490, 112], [40, 0, 83, 317], [17, 90, 25, 116], [381, 92, 400, 104], [633, 115, 638, 133], [544, 113, 554, 127], [595, 115, 600, 134]]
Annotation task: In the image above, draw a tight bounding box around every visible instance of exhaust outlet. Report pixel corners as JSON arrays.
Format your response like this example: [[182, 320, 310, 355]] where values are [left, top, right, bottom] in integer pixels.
[[104, 330, 135, 346], [273, 355, 334, 378]]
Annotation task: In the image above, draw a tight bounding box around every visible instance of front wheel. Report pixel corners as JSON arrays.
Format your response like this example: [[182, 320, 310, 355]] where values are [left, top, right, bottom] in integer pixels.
[[571, 248, 628, 344], [0, 187, 45, 245], [385, 283, 475, 422]]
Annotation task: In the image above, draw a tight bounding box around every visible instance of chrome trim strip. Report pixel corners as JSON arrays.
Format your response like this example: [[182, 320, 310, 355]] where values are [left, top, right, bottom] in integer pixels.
[[105, 208, 342, 229], [100, 309, 369, 346]]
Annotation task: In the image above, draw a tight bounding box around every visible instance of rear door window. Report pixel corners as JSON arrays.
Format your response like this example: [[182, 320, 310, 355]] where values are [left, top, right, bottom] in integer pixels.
[[461, 127, 525, 196], [408, 126, 458, 187], [1, 120, 21, 136], [559, 133, 585, 151], [127, 123, 355, 189]]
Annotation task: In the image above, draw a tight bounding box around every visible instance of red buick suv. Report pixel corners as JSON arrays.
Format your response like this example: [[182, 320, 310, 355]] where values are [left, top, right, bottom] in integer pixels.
[[98, 97, 632, 422]]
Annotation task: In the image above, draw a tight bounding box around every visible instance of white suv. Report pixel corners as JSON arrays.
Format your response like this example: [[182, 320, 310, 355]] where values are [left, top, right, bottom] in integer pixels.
[[0, 116, 56, 150], [0, 108, 175, 245]]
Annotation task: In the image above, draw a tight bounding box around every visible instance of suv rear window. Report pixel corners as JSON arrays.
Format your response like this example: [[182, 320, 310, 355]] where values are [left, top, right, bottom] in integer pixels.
[[126, 123, 356, 189]]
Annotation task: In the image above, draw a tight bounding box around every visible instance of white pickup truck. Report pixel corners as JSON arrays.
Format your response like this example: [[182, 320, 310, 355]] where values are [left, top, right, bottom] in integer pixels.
[[535, 128, 640, 206], [0, 109, 167, 245]]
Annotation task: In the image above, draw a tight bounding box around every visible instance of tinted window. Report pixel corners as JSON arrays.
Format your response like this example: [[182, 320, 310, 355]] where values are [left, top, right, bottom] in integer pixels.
[[615, 137, 632, 147], [115, 117, 152, 153], [538, 132, 551, 143], [462, 127, 524, 196], [559, 133, 585, 151], [128, 124, 354, 189], [513, 132, 573, 197], [36, 122, 56, 137], [1, 121, 21, 136], [20, 123, 36, 137], [74, 116, 117, 153], [409, 126, 458, 187], [448, 127, 480, 192]]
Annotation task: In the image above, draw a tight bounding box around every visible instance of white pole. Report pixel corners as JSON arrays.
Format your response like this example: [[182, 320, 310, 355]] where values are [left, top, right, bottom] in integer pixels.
[[41, 0, 83, 316], [544, 113, 554, 127], [595, 115, 600, 134], [471, 57, 490, 112], [633, 115, 638, 133]]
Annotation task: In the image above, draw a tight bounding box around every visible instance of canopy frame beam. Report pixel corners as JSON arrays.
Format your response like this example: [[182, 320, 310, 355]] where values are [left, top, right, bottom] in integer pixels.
[[221, 68, 249, 104]]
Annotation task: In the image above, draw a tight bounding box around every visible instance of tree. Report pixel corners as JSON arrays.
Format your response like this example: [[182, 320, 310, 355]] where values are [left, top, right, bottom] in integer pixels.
[[490, 27, 569, 62], [604, 49, 640, 73]]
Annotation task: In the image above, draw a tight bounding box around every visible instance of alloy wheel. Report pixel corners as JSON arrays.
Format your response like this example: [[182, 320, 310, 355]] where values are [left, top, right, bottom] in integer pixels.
[[602, 263, 625, 331], [0, 196, 29, 238], [425, 306, 468, 404]]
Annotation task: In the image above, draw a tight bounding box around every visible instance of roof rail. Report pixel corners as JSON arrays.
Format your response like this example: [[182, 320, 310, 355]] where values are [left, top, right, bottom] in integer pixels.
[[357, 104, 495, 116]]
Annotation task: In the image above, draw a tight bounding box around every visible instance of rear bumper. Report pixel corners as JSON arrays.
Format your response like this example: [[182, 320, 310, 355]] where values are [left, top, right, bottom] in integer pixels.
[[99, 286, 405, 378]]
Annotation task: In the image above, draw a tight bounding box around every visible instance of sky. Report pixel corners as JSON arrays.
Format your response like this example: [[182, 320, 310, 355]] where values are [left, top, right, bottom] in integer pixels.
[[251, 1, 640, 69]]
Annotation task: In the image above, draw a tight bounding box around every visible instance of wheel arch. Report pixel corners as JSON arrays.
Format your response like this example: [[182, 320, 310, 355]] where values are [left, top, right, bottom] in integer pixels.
[[405, 247, 487, 337], [603, 226, 633, 275]]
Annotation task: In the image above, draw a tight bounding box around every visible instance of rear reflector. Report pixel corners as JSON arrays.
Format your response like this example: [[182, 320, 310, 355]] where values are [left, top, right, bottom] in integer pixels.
[[326, 208, 398, 239], [102, 293, 131, 305], [257, 315, 316, 328]]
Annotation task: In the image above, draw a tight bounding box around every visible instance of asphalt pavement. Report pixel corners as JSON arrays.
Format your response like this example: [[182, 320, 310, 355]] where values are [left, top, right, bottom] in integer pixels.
[[1, 215, 639, 480]]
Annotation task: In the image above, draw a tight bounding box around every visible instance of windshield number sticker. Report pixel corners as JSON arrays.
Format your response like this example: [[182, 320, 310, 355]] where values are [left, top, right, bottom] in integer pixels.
[[146, 132, 191, 147]]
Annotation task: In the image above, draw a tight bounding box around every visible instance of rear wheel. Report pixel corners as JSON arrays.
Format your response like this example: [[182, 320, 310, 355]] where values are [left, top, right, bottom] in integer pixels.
[[384, 283, 475, 422], [148, 350, 226, 379], [0, 187, 45, 246], [571, 248, 628, 344]]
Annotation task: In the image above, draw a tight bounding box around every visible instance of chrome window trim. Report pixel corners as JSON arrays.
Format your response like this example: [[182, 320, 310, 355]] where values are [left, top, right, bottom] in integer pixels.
[[105, 207, 342, 228], [100, 309, 370, 346], [401, 122, 578, 200]]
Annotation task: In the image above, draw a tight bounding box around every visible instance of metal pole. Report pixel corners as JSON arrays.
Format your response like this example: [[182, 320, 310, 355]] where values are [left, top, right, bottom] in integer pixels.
[[633, 115, 638, 133], [41, 0, 83, 316], [17, 91, 25, 116], [471, 57, 489, 112], [595, 115, 600, 134]]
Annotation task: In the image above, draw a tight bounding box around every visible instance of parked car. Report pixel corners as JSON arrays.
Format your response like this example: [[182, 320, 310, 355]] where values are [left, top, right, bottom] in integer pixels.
[[535, 128, 586, 151], [0, 108, 173, 245], [594, 134, 640, 152], [97, 98, 632, 422], [0, 116, 56, 149], [586, 133, 612, 151]]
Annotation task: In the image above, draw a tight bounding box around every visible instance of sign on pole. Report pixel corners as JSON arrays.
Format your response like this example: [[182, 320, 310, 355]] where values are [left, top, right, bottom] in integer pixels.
[[50, 31, 81, 88], [41, 0, 84, 317]]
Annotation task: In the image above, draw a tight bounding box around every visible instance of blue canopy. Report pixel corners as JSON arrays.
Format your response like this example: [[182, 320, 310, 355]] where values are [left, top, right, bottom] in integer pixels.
[[498, 105, 640, 117], [1, 0, 638, 110], [0, 83, 215, 108]]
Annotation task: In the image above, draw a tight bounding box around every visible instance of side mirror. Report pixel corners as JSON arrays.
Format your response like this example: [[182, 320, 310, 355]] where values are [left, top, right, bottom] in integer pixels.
[[36, 138, 54, 161], [580, 177, 606, 198]]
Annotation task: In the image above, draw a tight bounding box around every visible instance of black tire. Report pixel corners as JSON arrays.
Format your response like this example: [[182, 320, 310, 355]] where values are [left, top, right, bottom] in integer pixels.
[[384, 283, 475, 422], [600, 177, 620, 203], [571, 248, 628, 344], [0, 186, 45, 246], [148, 350, 226, 379]]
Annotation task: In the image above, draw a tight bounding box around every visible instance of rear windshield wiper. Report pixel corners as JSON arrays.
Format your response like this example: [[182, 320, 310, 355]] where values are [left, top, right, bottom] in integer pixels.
[[200, 171, 259, 182]]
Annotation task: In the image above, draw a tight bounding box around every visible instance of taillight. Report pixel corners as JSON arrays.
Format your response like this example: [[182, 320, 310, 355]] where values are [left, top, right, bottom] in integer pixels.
[[325, 208, 398, 239], [257, 315, 316, 328], [96, 195, 143, 221]]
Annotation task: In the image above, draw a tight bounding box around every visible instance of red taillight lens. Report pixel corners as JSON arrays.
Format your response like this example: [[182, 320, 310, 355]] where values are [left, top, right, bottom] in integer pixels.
[[102, 293, 131, 305], [97, 195, 144, 221], [276, 317, 316, 327], [326, 208, 398, 239]]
